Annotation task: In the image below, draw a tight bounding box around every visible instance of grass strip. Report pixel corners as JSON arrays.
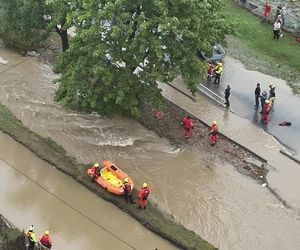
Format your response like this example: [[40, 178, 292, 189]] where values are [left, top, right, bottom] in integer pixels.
[[0, 102, 216, 250], [223, 0, 300, 71]]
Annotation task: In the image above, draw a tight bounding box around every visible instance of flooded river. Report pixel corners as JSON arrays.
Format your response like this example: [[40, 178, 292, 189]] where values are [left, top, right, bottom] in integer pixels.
[[0, 132, 177, 250], [1, 44, 300, 249]]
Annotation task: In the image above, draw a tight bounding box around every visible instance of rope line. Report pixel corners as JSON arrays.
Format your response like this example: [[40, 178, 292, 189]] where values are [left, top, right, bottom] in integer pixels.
[[0, 157, 137, 250], [0, 57, 32, 74]]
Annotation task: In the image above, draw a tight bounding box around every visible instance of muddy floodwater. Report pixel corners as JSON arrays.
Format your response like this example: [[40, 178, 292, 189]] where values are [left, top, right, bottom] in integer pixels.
[[0, 132, 177, 250], [1, 44, 300, 249]]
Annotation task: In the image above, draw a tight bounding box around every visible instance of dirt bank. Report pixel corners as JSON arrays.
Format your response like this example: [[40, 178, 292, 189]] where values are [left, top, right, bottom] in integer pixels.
[[0, 215, 25, 250], [139, 100, 267, 182]]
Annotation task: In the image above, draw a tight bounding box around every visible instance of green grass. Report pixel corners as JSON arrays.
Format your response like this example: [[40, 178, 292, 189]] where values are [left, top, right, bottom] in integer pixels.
[[223, 0, 300, 71]]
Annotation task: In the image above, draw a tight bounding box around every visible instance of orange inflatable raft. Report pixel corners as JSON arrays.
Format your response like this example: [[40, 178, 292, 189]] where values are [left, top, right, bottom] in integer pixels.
[[87, 161, 134, 195]]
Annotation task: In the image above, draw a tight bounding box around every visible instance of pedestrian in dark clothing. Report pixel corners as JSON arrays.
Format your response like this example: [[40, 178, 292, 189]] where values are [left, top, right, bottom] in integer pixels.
[[255, 83, 261, 109], [268, 83, 276, 103], [123, 178, 134, 204], [224, 85, 231, 107], [260, 91, 268, 113], [276, 4, 283, 19]]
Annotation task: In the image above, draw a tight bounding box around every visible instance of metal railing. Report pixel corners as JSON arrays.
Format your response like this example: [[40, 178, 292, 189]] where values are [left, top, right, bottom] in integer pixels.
[[197, 83, 226, 107]]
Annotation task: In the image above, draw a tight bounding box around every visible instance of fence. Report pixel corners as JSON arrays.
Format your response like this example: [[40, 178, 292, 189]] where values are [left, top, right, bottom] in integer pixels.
[[197, 83, 226, 107], [236, 0, 300, 34]]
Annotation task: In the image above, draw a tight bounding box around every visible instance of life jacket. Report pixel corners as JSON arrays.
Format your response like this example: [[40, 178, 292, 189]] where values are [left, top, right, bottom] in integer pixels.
[[216, 65, 223, 74], [182, 117, 193, 130], [139, 187, 150, 200], [264, 103, 272, 114], [93, 167, 100, 177], [27, 231, 37, 243]]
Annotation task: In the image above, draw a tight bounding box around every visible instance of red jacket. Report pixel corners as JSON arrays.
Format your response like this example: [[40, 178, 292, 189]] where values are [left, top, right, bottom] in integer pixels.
[[40, 235, 52, 248], [139, 187, 150, 200], [207, 65, 215, 75], [210, 124, 218, 136], [182, 117, 193, 130], [264, 103, 272, 114]]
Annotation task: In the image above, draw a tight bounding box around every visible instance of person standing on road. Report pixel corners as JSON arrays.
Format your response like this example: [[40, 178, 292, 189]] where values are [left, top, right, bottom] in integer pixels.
[[260, 91, 268, 113], [255, 83, 261, 109], [268, 83, 276, 104], [139, 183, 150, 210], [207, 62, 215, 82], [213, 62, 223, 84], [262, 99, 272, 124], [209, 121, 219, 146], [224, 85, 231, 107]]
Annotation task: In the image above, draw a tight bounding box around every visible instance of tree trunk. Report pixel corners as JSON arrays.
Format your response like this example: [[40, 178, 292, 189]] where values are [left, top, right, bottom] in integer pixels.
[[60, 30, 69, 52], [55, 25, 69, 52]]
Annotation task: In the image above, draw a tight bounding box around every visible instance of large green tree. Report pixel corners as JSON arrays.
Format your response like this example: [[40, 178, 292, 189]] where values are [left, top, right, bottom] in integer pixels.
[[55, 0, 231, 115]]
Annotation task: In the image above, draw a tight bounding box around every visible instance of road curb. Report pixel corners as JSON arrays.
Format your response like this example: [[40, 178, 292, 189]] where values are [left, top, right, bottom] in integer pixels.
[[279, 150, 300, 165]]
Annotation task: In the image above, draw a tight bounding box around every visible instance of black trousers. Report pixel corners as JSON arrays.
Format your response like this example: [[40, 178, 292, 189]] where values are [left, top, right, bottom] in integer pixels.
[[273, 30, 280, 40], [255, 95, 259, 107], [214, 73, 221, 84], [124, 193, 134, 203], [225, 95, 230, 106]]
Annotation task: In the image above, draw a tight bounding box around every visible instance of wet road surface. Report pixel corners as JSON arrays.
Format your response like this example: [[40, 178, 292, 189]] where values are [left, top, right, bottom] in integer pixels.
[[204, 56, 300, 157]]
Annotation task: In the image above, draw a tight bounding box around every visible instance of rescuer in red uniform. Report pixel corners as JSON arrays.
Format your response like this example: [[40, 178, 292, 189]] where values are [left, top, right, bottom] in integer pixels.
[[262, 99, 272, 124], [39, 230, 52, 249], [181, 114, 194, 139], [139, 183, 150, 209], [209, 120, 219, 145]]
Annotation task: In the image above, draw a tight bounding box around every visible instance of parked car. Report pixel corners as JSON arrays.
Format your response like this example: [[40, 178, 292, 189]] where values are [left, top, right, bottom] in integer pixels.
[[198, 44, 226, 62]]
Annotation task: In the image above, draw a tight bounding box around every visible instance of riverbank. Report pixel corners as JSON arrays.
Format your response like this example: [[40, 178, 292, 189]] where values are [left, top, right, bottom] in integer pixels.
[[0, 103, 216, 250], [139, 100, 267, 181], [0, 215, 25, 250]]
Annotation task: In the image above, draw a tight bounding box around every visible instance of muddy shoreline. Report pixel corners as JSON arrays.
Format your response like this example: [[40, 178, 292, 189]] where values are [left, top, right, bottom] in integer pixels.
[[139, 101, 267, 182]]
